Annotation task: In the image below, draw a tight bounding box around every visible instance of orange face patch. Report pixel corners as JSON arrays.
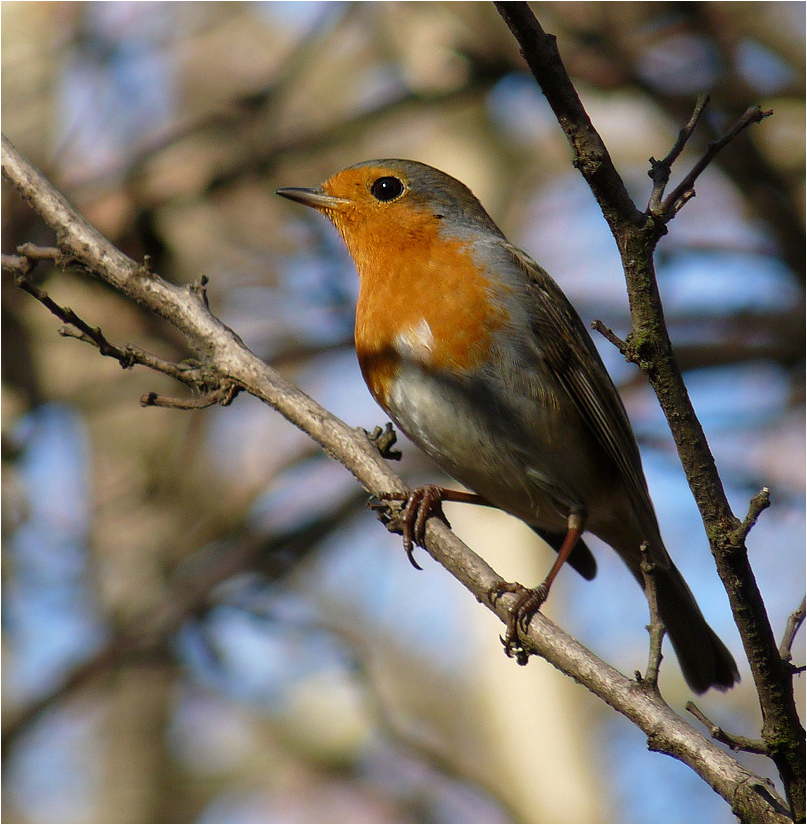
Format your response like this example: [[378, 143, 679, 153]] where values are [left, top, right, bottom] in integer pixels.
[[312, 165, 511, 408]]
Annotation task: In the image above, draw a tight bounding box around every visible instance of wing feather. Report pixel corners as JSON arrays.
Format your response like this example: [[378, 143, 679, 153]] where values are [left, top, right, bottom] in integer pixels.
[[503, 243, 667, 561]]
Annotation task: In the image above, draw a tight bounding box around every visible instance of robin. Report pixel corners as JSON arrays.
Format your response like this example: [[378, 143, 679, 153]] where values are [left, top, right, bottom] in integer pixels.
[[277, 159, 739, 693]]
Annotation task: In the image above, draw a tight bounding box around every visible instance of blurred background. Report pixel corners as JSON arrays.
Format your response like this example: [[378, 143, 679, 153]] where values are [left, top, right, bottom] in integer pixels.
[[2, 2, 804, 823]]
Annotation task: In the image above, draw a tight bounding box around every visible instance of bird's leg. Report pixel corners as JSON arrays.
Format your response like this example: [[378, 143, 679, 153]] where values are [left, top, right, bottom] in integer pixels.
[[491, 513, 585, 665], [369, 486, 491, 569]]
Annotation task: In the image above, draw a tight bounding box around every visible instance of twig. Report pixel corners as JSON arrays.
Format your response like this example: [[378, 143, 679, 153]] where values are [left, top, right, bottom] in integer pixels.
[[638, 542, 665, 693], [189, 275, 210, 309], [8, 261, 206, 384], [655, 105, 774, 219], [686, 702, 769, 754], [140, 384, 240, 409], [647, 93, 711, 213], [591, 319, 628, 355], [56, 325, 190, 378], [733, 487, 772, 543], [779, 597, 806, 664], [10, 264, 140, 368], [364, 422, 403, 461]]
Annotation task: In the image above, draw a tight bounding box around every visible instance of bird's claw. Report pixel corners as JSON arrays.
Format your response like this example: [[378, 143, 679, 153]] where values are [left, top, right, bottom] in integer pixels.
[[368, 486, 450, 570], [489, 580, 549, 666]]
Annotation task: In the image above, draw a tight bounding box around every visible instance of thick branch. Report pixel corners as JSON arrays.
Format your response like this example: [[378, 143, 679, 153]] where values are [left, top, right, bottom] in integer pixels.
[[1, 134, 791, 822]]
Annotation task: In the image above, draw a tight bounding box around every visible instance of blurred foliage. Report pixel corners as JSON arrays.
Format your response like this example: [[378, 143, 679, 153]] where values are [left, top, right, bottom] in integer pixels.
[[2, 3, 804, 823]]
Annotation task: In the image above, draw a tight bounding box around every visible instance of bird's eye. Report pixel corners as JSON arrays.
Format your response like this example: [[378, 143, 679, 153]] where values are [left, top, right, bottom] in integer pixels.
[[370, 176, 404, 202]]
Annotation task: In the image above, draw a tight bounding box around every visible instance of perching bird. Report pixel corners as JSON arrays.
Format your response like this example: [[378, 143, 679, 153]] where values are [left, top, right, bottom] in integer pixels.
[[277, 159, 739, 693]]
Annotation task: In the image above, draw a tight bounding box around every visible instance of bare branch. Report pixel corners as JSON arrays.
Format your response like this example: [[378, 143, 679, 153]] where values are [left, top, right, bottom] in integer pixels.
[[686, 702, 769, 755], [734, 487, 772, 543], [591, 319, 628, 354], [638, 543, 665, 693], [493, 1, 643, 228], [647, 93, 711, 213], [655, 105, 773, 219], [140, 385, 240, 409], [780, 598, 806, 664]]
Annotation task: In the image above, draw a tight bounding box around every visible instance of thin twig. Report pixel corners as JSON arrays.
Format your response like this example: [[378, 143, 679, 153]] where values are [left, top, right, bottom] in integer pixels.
[[591, 319, 628, 355], [647, 93, 711, 213], [638, 542, 665, 692], [140, 384, 240, 409], [57, 325, 194, 380], [11, 266, 140, 367], [686, 702, 769, 754], [779, 597, 806, 664], [734, 487, 772, 543], [656, 105, 774, 219], [9, 263, 203, 382]]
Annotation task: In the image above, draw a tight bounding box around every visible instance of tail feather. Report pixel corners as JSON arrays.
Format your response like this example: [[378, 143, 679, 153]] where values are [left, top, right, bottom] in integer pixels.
[[654, 563, 739, 694]]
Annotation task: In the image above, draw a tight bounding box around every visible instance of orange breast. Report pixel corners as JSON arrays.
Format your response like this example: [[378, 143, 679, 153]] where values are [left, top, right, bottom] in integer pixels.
[[331, 207, 510, 409]]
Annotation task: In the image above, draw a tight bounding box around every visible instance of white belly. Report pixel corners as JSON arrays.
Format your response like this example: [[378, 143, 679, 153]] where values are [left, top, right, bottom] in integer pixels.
[[385, 360, 581, 533]]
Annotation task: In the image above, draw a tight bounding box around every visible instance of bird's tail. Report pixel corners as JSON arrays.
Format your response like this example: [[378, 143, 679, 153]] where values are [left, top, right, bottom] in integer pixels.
[[652, 561, 739, 694]]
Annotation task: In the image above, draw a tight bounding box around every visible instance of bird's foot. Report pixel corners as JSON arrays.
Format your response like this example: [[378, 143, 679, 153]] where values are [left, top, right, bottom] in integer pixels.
[[368, 485, 451, 570], [489, 581, 549, 666]]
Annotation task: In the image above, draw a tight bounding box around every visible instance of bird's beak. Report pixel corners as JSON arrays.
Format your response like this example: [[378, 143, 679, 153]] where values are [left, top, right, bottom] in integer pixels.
[[276, 187, 349, 211]]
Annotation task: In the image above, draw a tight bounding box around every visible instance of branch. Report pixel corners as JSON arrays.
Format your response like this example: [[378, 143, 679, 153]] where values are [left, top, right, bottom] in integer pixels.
[[734, 487, 772, 544], [1, 134, 791, 822], [647, 93, 711, 214], [652, 102, 774, 219], [686, 702, 769, 755], [3, 248, 199, 380], [780, 598, 806, 665], [494, 7, 803, 818], [493, 2, 643, 229], [591, 318, 627, 354], [638, 543, 665, 693], [139, 385, 240, 409]]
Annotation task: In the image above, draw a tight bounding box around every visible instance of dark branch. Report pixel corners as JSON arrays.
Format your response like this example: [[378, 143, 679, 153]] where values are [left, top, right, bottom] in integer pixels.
[[734, 487, 772, 543], [655, 105, 774, 220], [6, 254, 212, 387], [591, 319, 628, 354], [494, 1, 642, 229], [647, 93, 711, 213], [779, 598, 806, 664]]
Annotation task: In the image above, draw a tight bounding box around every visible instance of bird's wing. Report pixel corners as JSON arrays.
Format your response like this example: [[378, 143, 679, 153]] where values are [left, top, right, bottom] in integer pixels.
[[503, 242, 667, 562]]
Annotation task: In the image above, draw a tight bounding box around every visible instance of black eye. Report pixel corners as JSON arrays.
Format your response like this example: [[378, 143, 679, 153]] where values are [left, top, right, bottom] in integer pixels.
[[370, 176, 404, 202]]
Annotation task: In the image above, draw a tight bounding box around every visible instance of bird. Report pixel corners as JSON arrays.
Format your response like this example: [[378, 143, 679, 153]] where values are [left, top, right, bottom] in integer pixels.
[[277, 159, 739, 693]]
